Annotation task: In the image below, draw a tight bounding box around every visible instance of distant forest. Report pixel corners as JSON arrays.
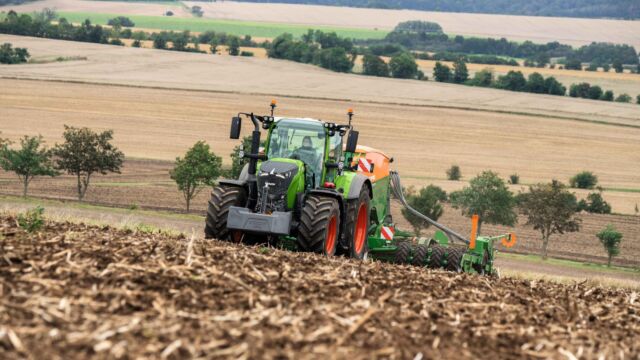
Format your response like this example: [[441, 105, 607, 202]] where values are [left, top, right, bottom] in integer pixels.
[[233, 0, 640, 19]]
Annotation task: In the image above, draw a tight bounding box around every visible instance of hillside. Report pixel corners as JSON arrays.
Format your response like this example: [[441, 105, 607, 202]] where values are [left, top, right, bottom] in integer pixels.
[[232, 0, 640, 19]]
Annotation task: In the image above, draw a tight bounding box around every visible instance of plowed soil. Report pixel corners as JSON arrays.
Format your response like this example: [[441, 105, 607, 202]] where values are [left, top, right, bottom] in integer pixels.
[[1, 215, 639, 359]]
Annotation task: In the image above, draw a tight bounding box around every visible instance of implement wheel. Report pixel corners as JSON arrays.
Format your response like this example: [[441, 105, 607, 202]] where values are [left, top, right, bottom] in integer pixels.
[[446, 247, 464, 273], [205, 185, 247, 242], [344, 187, 370, 259], [411, 244, 429, 267], [394, 242, 412, 264], [429, 244, 446, 269], [298, 195, 340, 256]]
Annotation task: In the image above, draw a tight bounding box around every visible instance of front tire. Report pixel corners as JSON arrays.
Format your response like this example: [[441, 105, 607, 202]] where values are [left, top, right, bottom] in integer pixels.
[[297, 195, 340, 256], [205, 185, 246, 241], [344, 187, 370, 259]]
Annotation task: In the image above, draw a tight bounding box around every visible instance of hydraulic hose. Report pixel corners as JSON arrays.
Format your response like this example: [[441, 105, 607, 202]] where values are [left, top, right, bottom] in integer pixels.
[[390, 171, 470, 245]]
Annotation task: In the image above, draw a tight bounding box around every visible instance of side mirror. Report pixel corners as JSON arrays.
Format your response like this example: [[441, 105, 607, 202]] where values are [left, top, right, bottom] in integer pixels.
[[346, 130, 359, 153], [230, 116, 241, 139]]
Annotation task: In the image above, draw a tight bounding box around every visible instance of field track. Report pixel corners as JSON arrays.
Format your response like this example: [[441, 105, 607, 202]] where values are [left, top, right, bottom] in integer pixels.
[[1, 215, 639, 359]]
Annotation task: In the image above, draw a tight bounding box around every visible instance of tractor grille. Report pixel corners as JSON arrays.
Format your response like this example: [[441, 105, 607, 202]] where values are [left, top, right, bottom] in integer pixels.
[[256, 161, 298, 213]]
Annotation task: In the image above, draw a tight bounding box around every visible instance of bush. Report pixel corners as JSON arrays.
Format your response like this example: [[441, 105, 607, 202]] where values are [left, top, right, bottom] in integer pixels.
[[596, 225, 622, 267], [389, 53, 418, 79], [467, 68, 493, 87], [495, 71, 527, 91], [446, 165, 461, 181], [587, 85, 603, 100], [362, 54, 389, 77], [600, 90, 614, 101], [452, 58, 468, 83], [637, 95, 640, 105], [577, 192, 612, 214], [432, 61, 451, 82], [240, 51, 254, 57], [569, 171, 598, 189], [394, 20, 442, 33], [0, 43, 30, 64], [564, 58, 582, 70], [108, 16, 135, 28], [615, 93, 632, 103], [17, 206, 45, 233], [165, 11, 174, 16], [508, 174, 520, 185], [401, 185, 447, 236]]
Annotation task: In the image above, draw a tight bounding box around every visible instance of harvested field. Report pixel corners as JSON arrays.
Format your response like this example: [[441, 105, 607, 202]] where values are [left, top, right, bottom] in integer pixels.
[[1, 35, 640, 126], [1, 159, 639, 267], [1, 215, 639, 359], [3, 0, 640, 48]]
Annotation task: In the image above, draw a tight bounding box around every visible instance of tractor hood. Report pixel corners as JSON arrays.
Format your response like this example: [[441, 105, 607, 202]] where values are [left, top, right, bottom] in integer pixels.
[[256, 159, 305, 212]]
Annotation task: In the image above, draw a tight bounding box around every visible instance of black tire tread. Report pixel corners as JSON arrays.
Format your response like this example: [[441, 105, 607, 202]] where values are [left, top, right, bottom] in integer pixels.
[[411, 244, 429, 267], [446, 247, 464, 273], [429, 244, 446, 269], [205, 185, 245, 240], [394, 241, 412, 264], [297, 195, 339, 253]]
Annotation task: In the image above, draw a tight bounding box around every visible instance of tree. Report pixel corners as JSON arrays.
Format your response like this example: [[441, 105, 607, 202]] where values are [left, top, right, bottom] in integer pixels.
[[209, 39, 218, 54], [526, 72, 546, 93], [153, 32, 168, 50], [596, 225, 622, 267], [0, 43, 30, 64], [401, 185, 447, 236], [564, 58, 582, 70], [228, 37, 240, 56], [108, 16, 135, 28], [362, 54, 389, 77], [450, 171, 517, 235], [543, 76, 566, 95], [432, 61, 451, 82], [600, 90, 614, 101], [495, 71, 527, 91], [0, 136, 58, 197], [577, 192, 611, 214], [612, 61, 624, 73], [452, 58, 468, 83], [170, 141, 222, 211], [615, 93, 632, 103], [467, 68, 494, 87], [519, 180, 581, 259], [569, 171, 598, 189], [587, 85, 603, 100], [172, 31, 190, 51], [53, 126, 124, 201], [446, 165, 461, 181], [569, 83, 591, 98], [389, 53, 418, 79], [315, 47, 353, 72]]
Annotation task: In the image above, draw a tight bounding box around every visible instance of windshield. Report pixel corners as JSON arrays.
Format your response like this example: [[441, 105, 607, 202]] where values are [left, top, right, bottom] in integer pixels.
[[267, 119, 326, 186]]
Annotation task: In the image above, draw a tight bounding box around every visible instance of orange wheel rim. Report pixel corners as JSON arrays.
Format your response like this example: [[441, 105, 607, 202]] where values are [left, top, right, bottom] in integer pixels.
[[354, 203, 367, 254], [325, 216, 337, 254], [231, 230, 244, 243]]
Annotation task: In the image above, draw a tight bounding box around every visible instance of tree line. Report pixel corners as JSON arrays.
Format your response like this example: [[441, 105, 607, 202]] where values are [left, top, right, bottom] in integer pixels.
[[0, 42, 29, 64], [231, 0, 640, 19]]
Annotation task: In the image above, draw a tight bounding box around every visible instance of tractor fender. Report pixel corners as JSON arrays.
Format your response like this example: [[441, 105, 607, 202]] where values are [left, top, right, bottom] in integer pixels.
[[306, 189, 346, 237], [218, 164, 250, 188], [347, 174, 373, 200]]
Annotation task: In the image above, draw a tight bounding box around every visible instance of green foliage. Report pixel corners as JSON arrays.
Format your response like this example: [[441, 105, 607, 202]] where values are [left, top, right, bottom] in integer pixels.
[[600, 90, 614, 101], [0, 12, 109, 44], [267, 31, 355, 72], [170, 141, 222, 211], [446, 165, 461, 181], [466, 68, 493, 87], [544, 76, 566, 95], [240, 50, 254, 57], [526, 72, 545, 93], [433, 61, 451, 82], [450, 171, 517, 234], [569, 171, 598, 189], [394, 20, 442, 33], [495, 70, 527, 91], [389, 53, 418, 79], [53, 126, 124, 201], [0, 135, 58, 197], [615, 93, 632, 103], [17, 206, 45, 233], [315, 47, 353, 72], [596, 224, 622, 267], [564, 58, 582, 70], [190, 5, 204, 17], [577, 192, 612, 214], [452, 58, 468, 84], [0, 42, 30, 64], [227, 136, 264, 179], [108, 16, 135, 28], [519, 180, 580, 259], [401, 185, 447, 236], [362, 54, 389, 77], [637, 95, 640, 105], [228, 36, 240, 56], [587, 85, 603, 100], [508, 174, 520, 185], [612, 61, 624, 73]]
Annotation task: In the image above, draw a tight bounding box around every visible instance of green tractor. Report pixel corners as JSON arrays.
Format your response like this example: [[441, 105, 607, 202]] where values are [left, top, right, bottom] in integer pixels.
[[205, 103, 515, 275]]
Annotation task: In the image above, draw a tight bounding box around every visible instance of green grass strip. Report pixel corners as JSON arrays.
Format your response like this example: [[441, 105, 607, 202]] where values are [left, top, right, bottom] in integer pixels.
[[56, 11, 388, 39]]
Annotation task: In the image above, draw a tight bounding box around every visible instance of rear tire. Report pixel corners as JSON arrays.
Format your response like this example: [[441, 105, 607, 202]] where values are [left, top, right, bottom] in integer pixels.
[[429, 244, 446, 269], [344, 187, 370, 259], [298, 195, 340, 256], [411, 244, 429, 267], [205, 185, 246, 241], [394, 242, 412, 264], [446, 247, 464, 273]]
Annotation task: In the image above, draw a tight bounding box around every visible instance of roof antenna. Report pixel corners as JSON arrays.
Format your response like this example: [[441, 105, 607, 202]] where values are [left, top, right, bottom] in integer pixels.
[[270, 99, 277, 117], [347, 108, 354, 128]]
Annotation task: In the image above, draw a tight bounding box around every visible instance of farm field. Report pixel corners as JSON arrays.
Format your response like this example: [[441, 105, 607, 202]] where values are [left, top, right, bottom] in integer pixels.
[[2, 0, 640, 49], [1, 35, 639, 127], [1, 214, 639, 359]]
